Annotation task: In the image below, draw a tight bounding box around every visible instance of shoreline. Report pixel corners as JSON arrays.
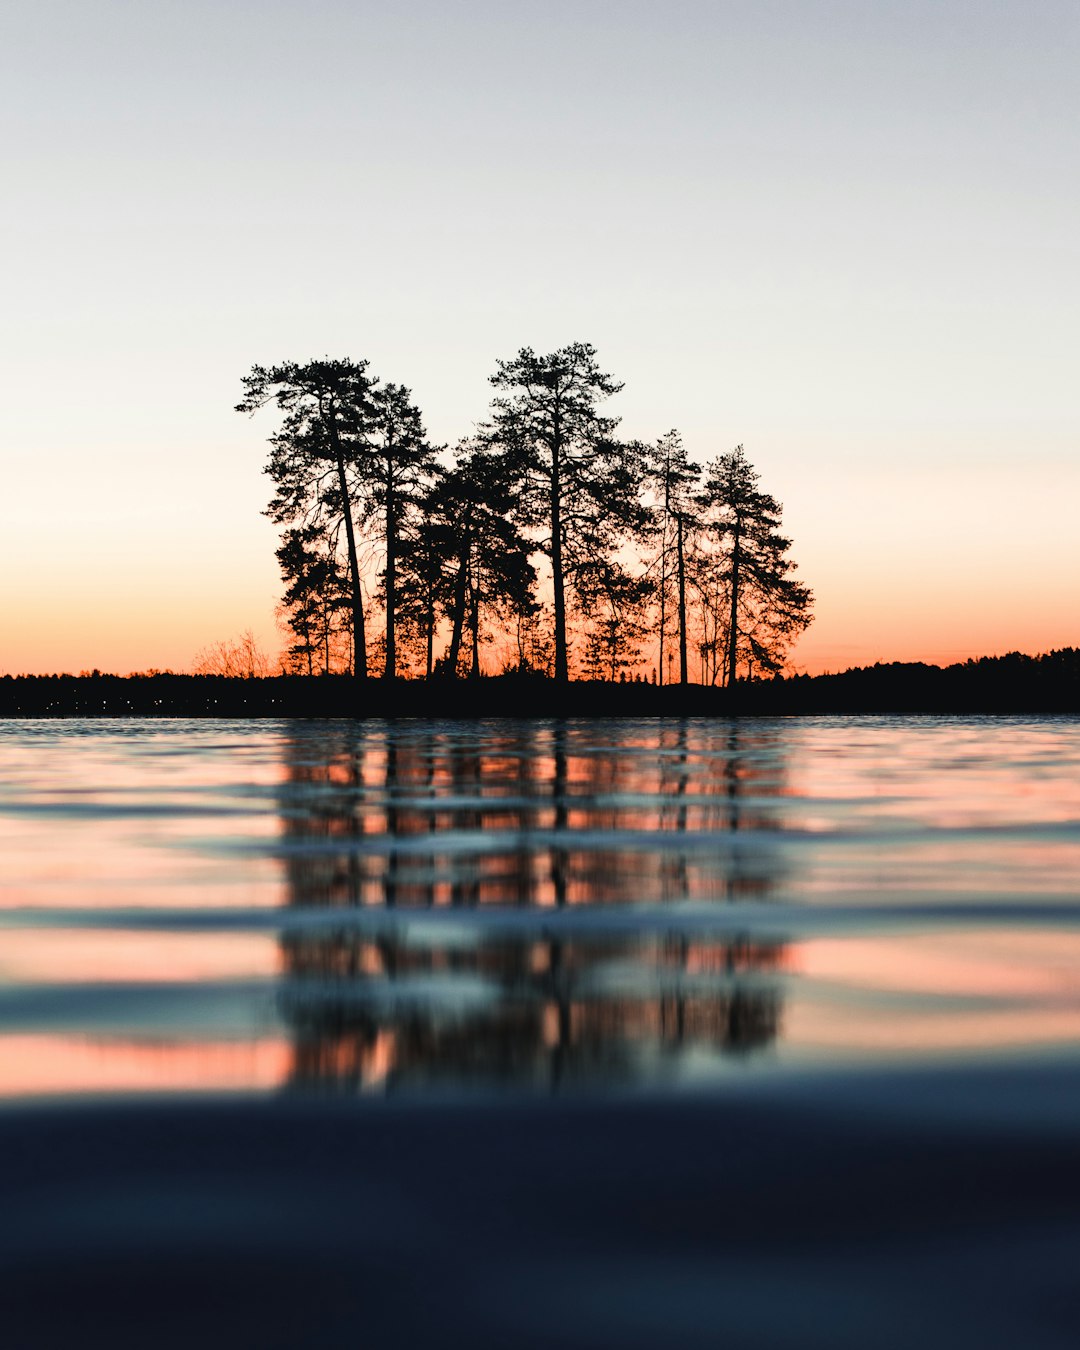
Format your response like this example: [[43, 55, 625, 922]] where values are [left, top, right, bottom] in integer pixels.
[[1, 650, 1078, 718]]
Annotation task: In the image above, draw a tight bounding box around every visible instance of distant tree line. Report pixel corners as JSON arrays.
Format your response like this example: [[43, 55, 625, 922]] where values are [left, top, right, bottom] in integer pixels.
[[5, 650, 1079, 716], [236, 344, 813, 683]]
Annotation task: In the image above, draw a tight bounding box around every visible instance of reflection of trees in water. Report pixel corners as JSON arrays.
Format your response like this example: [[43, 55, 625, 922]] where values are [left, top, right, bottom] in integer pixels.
[[283, 933, 786, 1091], [276, 721, 791, 1092]]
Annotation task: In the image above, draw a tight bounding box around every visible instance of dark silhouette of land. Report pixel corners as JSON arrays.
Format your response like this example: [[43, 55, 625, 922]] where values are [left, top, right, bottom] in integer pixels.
[[2, 647, 1078, 716]]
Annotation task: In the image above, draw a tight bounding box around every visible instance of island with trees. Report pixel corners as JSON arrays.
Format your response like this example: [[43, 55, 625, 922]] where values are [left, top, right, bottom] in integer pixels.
[[2, 341, 1076, 716], [237, 342, 812, 687]]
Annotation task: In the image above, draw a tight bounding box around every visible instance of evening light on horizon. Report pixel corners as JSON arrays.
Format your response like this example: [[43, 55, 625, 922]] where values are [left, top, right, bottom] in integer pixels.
[[2, 0, 1077, 676]]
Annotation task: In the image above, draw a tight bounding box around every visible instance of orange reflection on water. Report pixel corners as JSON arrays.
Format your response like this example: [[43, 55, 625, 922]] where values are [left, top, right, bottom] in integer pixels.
[[798, 931, 1080, 1001], [788, 928, 1080, 1057], [0, 930, 280, 985], [0, 809, 286, 912], [0, 724, 288, 911], [5, 719, 1080, 1098], [785, 721, 1080, 830], [785, 1001, 1080, 1057], [0, 1035, 291, 1098]]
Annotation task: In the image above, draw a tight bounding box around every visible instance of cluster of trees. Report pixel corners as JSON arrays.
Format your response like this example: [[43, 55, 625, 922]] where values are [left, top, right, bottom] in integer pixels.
[[237, 344, 812, 683]]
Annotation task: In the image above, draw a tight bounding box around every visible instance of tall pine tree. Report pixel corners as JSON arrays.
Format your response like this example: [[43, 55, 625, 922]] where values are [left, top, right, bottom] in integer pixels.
[[699, 446, 812, 684], [487, 344, 644, 682]]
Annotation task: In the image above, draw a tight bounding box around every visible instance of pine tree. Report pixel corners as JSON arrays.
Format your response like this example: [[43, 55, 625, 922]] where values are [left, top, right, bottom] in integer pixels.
[[395, 490, 453, 679], [699, 446, 813, 684], [437, 443, 536, 678], [645, 429, 701, 685], [275, 526, 351, 674], [238, 359, 376, 677], [362, 383, 436, 678], [487, 344, 645, 682]]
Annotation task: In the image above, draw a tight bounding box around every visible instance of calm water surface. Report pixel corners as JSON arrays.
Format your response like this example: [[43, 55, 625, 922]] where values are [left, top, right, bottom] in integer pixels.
[[2, 715, 1080, 1101]]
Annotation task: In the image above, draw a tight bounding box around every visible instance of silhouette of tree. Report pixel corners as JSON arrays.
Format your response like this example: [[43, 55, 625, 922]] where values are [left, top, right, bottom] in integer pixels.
[[363, 383, 436, 679], [240, 354, 815, 687], [438, 443, 536, 677], [577, 561, 653, 682], [699, 446, 813, 685], [644, 429, 701, 686], [689, 544, 729, 686], [275, 526, 351, 674], [509, 601, 553, 676], [238, 359, 376, 677], [487, 344, 644, 682], [395, 490, 453, 679]]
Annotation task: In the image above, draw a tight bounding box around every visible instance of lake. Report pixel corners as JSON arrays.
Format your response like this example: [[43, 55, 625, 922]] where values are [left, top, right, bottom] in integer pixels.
[[3, 715, 1080, 1098], [4, 716, 1080, 1348]]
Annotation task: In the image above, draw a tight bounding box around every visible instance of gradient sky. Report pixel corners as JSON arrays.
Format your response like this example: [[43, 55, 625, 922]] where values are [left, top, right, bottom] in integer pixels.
[[2, 0, 1077, 675]]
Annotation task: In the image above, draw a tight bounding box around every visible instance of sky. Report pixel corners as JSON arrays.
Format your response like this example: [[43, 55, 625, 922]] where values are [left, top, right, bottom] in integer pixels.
[[2, 0, 1077, 675]]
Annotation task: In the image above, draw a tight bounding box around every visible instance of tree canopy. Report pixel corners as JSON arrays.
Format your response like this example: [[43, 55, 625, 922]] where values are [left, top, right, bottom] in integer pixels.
[[238, 348, 813, 684]]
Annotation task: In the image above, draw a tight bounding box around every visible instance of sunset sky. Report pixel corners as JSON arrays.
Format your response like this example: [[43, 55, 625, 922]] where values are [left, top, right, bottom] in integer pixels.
[[2, 0, 1077, 676]]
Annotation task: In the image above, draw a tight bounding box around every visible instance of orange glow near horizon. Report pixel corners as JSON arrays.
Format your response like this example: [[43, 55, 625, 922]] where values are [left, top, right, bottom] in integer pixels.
[[2, 448, 1076, 678], [3, 597, 1077, 679]]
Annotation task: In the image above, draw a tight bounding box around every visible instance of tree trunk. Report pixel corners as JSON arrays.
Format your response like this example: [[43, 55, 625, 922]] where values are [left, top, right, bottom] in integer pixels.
[[334, 451, 367, 679], [658, 478, 669, 686], [469, 572, 481, 679], [550, 402, 568, 683], [727, 520, 741, 688], [425, 584, 434, 679], [446, 542, 470, 676], [298, 601, 314, 676], [677, 514, 688, 686], [551, 504, 567, 680], [384, 474, 396, 679]]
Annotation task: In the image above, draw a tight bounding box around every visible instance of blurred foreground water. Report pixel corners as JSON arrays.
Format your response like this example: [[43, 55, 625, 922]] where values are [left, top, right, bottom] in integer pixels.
[[3, 716, 1080, 1347]]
